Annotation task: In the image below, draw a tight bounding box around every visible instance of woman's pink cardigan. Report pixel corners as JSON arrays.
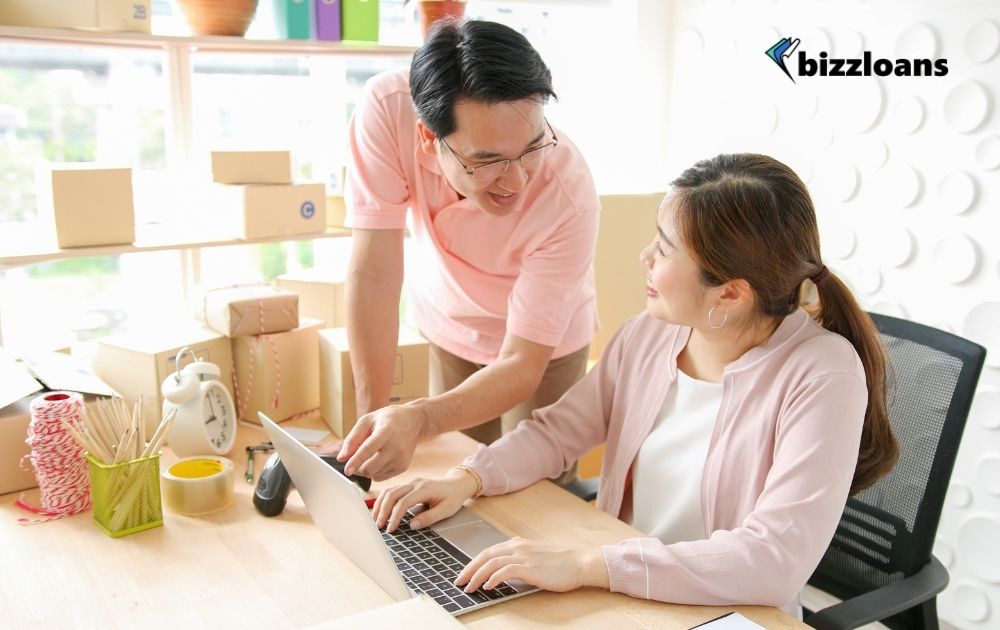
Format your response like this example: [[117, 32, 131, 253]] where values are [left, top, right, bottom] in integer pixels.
[[463, 309, 867, 614]]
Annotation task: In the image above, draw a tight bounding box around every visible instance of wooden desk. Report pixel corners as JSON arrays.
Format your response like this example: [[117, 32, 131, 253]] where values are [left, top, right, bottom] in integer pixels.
[[1, 419, 807, 629]]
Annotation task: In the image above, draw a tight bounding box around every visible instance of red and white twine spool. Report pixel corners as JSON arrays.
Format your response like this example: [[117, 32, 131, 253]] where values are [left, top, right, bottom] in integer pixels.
[[16, 392, 92, 525]]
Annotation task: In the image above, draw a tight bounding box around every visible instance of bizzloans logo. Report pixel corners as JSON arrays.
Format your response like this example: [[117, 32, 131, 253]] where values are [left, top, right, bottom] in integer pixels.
[[766, 36, 949, 83]]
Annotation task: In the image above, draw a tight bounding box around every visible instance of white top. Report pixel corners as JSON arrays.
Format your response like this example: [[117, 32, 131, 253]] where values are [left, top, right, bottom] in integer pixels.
[[628, 369, 723, 543]]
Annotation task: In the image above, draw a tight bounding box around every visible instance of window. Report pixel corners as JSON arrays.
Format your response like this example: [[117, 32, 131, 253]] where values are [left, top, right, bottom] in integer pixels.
[[0, 0, 651, 354], [0, 42, 168, 226]]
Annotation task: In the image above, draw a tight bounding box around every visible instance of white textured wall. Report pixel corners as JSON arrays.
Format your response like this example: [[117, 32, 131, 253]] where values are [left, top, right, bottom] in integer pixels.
[[660, 0, 1000, 627]]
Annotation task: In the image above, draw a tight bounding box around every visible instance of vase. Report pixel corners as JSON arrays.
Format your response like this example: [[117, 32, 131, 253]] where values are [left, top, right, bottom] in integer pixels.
[[417, 0, 467, 40], [177, 0, 259, 37]]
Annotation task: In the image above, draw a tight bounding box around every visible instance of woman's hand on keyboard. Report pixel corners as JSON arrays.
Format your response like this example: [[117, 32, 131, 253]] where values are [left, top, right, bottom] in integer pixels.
[[455, 538, 610, 593], [373, 468, 479, 533]]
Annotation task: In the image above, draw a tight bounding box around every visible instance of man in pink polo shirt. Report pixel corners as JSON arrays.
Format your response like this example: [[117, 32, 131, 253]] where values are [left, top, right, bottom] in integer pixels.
[[335, 20, 599, 483]]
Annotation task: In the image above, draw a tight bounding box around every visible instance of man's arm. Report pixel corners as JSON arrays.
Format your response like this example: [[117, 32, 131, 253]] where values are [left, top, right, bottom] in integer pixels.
[[345, 227, 406, 417], [419, 332, 554, 435], [339, 332, 554, 480]]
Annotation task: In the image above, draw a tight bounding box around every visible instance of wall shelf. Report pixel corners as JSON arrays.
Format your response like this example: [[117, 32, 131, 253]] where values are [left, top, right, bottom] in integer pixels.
[[0, 25, 417, 56], [0, 24, 390, 271], [0, 226, 352, 271], [0, 23, 398, 346]]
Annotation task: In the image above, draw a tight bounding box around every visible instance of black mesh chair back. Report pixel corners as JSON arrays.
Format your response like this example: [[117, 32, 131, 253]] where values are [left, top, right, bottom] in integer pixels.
[[806, 313, 986, 630]]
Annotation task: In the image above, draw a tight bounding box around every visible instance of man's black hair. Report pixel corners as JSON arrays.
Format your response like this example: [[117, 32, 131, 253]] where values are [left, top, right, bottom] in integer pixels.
[[409, 20, 556, 138]]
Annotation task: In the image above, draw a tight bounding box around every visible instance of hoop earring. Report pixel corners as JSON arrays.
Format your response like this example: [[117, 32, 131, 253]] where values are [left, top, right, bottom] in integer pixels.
[[708, 305, 728, 329]]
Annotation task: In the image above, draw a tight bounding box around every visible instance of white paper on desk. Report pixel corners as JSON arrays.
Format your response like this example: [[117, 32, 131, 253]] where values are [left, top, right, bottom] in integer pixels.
[[284, 426, 332, 446], [690, 612, 767, 629], [21, 351, 115, 397], [0, 350, 43, 409]]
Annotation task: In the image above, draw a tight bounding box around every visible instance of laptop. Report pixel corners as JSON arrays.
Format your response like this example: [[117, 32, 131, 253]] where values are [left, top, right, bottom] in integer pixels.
[[258, 412, 539, 615]]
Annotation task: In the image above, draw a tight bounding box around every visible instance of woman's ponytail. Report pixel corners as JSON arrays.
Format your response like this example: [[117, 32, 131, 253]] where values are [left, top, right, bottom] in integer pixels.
[[806, 271, 899, 495]]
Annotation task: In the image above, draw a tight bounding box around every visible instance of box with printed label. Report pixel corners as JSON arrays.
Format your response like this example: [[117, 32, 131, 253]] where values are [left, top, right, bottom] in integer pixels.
[[232, 318, 323, 424], [592, 194, 662, 361], [90, 324, 233, 435], [210, 151, 293, 185], [318, 327, 428, 437], [276, 270, 345, 329], [212, 183, 326, 240], [36, 165, 135, 248], [201, 284, 299, 338], [0, 0, 151, 32]]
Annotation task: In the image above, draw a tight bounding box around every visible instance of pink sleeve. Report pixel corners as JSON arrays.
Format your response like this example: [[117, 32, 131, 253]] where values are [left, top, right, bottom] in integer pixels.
[[345, 78, 410, 230], [462, 317, 628, 494], [603, 372, 867, 608], [506, 202, 599, 347]]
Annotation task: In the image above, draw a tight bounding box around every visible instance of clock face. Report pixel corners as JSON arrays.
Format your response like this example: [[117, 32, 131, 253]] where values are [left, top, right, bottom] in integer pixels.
[[202, 383, 234, 451]]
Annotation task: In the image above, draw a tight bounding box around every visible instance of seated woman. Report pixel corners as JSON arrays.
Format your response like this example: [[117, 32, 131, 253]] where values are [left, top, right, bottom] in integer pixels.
[[370, 153, 899, 615]]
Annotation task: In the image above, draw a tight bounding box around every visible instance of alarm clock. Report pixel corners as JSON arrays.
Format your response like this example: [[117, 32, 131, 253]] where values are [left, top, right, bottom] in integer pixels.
[[162, 347, 237, 457]]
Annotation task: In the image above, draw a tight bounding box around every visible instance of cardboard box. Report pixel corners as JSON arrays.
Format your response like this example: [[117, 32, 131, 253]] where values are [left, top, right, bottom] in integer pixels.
[[213, 183, 327, 240], [274, 0, 310, 40], [276, 270, 346, 328], [36, 165, 135, 248], [210, 151, 293, 185], [314, 0, 341, 41], [341, 0, 378, 43], [90, 323, 233, 434], [0, 0, 151, 32], [318, 327, 428, 437], [326, 194, 346, 228], [326, 165, 347, 227], [0, 396, 41, 496], [202, 284, 299, 337], [232, 318, 323, 424], [0, 352, 43, 495], [592, 194, 663, 361]]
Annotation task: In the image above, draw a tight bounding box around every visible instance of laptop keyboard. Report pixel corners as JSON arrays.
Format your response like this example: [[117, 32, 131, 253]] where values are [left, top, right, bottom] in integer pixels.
[[380, 512, 520, 613]]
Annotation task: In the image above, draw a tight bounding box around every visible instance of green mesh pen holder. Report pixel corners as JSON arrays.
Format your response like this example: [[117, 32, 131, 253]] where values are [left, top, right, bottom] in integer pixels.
[[86, 453, 163, 538]]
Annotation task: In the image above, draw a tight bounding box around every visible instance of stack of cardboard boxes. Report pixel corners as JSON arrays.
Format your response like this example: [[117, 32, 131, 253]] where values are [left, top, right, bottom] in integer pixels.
[[90, 322, 235, 435], [197, 283, 323, 426], [209, 150, 327, 240], [92, 274, 430, 436]]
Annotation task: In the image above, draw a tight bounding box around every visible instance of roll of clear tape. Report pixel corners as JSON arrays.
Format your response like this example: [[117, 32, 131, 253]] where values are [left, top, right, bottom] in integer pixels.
[[161, 456, 234, 515]]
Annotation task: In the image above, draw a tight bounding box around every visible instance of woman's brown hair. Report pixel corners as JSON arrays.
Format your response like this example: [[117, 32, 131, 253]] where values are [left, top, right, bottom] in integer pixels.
[[670, 153, 898, 495]]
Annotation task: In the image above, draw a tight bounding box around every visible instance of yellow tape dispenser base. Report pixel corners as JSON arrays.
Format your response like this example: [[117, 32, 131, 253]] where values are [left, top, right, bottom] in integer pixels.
[[161, 456, 235, 515]]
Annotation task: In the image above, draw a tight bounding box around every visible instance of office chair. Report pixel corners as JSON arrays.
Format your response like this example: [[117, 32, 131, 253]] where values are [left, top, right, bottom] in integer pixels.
[[565, 476, 599, 502], [804, 313, 986, 630]]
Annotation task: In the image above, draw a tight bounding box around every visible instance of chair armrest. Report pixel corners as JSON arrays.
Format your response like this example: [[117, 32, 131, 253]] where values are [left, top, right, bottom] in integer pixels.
[[564, 477, 598, 502], [805, 556, 949, 630]]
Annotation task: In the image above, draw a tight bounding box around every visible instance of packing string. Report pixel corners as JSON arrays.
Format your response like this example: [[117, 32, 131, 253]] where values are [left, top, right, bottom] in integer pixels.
[[16, 392, 92, 524], [231, 286, 282, 420]]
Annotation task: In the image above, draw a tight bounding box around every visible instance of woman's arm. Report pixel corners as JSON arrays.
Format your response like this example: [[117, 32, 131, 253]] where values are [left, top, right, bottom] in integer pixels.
[[462, 317, 633, 496], [450, 370, 867, 606]]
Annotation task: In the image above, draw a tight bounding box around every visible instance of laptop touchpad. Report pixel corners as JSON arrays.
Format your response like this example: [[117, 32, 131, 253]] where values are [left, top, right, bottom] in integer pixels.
[[435, 519, 508, 558]]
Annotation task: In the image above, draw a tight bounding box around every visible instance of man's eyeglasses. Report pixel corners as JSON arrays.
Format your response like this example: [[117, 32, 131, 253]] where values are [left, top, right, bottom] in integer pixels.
[[439, 119, 558, 184]]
